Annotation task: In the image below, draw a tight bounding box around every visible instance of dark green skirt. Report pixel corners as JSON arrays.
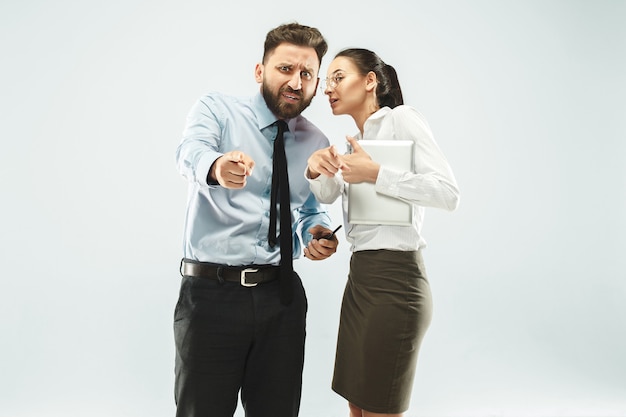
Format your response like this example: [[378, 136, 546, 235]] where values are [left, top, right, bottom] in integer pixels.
[[332, 250, 433, 413]]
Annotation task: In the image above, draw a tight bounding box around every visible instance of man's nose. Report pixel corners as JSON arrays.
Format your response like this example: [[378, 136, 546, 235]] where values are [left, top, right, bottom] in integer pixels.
[[287, 72, 302, 90]]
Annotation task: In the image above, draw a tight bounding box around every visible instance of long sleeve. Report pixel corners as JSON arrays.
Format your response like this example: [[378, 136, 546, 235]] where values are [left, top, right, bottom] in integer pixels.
[[296, 192, 332, 247], [175, 96, 224, 188], [374, 106, 459, 211], [306, 170, 344, 204]]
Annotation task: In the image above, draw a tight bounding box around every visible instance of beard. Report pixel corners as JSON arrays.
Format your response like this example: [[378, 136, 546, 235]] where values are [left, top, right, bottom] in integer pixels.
[[261, 82, 314, 119]]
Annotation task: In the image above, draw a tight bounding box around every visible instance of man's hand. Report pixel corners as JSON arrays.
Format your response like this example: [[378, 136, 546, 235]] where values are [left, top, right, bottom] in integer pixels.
[[341, 136, 380, 184], [307, 145, 349, 179], [303, 224, 339, 260], [209, 151, 255, 189]]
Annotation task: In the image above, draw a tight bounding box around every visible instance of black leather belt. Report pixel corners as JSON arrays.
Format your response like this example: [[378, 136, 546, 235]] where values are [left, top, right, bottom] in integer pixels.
[[180, 259, 280, 287]]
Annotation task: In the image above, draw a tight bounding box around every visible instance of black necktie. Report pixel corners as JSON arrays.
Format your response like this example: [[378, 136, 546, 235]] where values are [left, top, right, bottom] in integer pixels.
[[268, 120, 293, 305]]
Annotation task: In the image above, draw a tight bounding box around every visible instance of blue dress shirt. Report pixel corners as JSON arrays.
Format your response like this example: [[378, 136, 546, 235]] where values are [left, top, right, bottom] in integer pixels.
[[176, 91, 331, 266]]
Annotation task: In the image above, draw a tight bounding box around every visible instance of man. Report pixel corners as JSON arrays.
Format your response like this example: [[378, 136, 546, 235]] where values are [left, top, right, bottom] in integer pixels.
[[174, 23, 338, 417]]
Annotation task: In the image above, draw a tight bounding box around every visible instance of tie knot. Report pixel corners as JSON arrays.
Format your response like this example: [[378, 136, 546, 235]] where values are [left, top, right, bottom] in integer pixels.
[[275, 120, 288, 136]]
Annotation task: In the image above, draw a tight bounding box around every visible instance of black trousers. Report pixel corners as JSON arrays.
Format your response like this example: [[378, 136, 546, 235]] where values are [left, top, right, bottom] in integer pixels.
[[174, 271, 307, 417]]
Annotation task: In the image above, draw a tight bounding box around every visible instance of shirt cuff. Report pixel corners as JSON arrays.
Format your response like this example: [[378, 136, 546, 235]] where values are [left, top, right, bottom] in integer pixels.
[[197, 151, 222, 187], [375, 165, 403, 198], [305, 170, 343, 204]]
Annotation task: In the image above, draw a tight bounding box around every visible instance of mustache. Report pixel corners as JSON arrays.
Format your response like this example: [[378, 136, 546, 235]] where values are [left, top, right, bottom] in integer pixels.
[[280, 86, 303, 97]]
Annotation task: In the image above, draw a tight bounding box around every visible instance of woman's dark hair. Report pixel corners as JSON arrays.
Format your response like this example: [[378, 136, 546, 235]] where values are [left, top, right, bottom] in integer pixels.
[[335, 48, 404, 109]]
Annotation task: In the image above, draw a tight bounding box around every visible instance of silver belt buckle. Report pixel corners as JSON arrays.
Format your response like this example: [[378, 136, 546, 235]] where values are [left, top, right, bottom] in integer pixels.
[[240, 268, 259, 287]]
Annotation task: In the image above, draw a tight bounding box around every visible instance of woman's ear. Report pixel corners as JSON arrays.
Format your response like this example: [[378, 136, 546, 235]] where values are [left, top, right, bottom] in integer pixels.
[[365, 71, 377, 92]]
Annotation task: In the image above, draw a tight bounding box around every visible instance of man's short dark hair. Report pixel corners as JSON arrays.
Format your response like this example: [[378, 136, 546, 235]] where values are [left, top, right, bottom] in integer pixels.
[[263, 22, 328, 66]]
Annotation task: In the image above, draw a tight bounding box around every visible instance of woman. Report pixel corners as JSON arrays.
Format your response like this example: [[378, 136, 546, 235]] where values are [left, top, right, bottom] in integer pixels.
[[305, 48, 460, 417]]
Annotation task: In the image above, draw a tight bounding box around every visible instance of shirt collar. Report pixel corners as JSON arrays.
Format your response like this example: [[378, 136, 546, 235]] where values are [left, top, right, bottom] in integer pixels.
[[367, 106, 391, 122], [356, 106, 391, 139]]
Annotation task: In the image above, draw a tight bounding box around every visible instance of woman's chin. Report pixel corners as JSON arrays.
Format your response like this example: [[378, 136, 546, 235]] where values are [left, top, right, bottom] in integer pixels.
[[330, 107, 342, 116]]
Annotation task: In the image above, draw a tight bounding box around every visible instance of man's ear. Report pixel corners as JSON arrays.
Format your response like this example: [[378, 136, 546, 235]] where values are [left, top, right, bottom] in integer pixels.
[[254, 63, 264, 83]]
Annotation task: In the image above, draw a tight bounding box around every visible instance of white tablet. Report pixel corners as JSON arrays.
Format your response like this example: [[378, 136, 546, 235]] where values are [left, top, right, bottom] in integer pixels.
[[347, 140, 414, 226]]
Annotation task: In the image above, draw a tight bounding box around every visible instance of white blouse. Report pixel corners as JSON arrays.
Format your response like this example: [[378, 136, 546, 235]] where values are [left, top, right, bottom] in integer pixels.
[[307, 105, 459, 252]]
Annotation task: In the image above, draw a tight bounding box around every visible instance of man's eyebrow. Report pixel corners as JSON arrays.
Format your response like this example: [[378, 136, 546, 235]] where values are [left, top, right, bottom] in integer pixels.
[[275, 62, 316, 75]]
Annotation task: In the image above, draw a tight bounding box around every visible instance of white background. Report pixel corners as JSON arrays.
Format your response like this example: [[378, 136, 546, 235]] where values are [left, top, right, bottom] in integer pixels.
[[1, 1, 625, 416]]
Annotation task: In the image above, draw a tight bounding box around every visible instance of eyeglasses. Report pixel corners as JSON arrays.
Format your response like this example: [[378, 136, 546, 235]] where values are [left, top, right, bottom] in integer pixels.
[[320, 72, 357, 91]]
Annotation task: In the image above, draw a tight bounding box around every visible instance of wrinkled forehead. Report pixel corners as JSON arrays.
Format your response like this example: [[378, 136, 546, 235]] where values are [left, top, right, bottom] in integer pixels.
[[265, 42, 320, 72]]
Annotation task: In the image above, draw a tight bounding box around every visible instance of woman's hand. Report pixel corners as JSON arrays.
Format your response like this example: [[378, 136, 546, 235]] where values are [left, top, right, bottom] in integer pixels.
[[341, 136, 380, 184], [307, 145, 347, 179]]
